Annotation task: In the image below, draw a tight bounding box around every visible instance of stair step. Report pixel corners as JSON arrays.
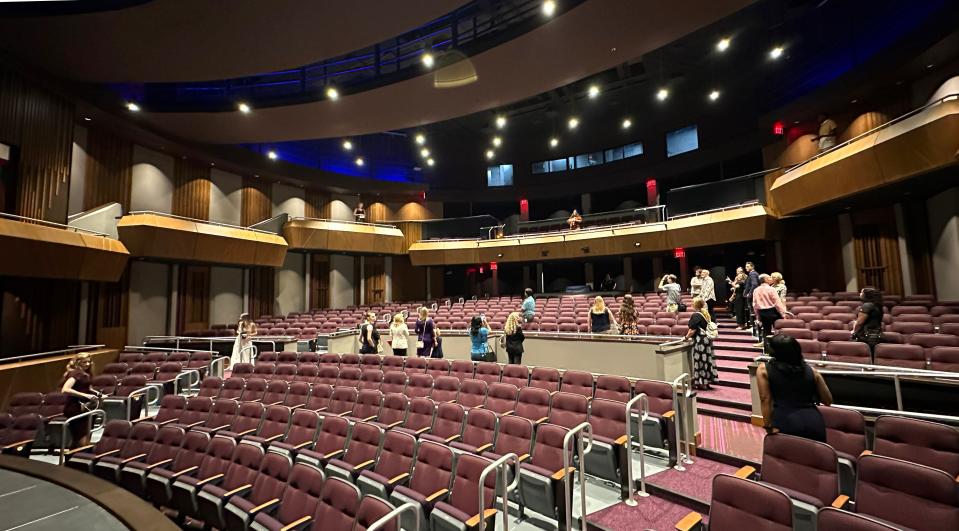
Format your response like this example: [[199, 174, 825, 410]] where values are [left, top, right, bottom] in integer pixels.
[[715, 371, 750, 384], [698, 403, 753, 421], [715, 379, 750, 390], [717, 358, 752, 370]]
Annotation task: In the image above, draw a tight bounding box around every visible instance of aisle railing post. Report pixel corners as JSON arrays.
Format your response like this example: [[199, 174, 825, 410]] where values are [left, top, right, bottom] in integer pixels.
[[624, 393, 650, 504], [671, 373, 691, 470], [562, 422, 593, 531], [366, 501, 420, 531]]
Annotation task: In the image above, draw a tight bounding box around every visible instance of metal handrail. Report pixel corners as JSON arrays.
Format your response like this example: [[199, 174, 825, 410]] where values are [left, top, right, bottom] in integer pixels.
[[1, 345, 107, 364], [562, 422, 593, 531], [785, 92, 959, 174], [624, 393, 650, 503], [123, 345, 214, 354], [516, 205, 667, 228], [366, 501, 420, 531], [667, 200, 761, 220], [240, 345, 258, 364], [57, 409, 106, 465], [125, 210, 277, 234], [755, 355, 959, 378], [478, 452, 521, 531], [288, 216, 398, 229], [671, 373, 694, 470], [832, 405, 959, 425], [419, 218, 671, 243], [0, 211, 111, 237]]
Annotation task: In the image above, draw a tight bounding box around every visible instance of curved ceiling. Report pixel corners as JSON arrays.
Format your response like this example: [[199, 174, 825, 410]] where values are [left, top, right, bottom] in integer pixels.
[[0, 0, 468, 82], [132, 0, 753, 144]]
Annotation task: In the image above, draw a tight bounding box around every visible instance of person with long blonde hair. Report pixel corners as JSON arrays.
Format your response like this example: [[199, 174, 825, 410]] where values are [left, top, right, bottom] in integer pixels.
[[389, 314, 410, 356], [684, 297, 717, 389], [60, 353, 98, 446], [503, 312, 526, 364], [414, 306, 437, 357], [587, 296, 618, 334]]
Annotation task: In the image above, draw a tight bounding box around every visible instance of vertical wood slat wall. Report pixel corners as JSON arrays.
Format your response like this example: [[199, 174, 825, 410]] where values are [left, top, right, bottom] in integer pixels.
[[242, 177, 272, 226], [0, 65, 74, 222], [305, 189, 331, 219], [172, 158, 211, 220], [83, 127, 133, 212], [310, 254, 330, 309], [249, 267, 275, 319], [364, 257, 386, 305]]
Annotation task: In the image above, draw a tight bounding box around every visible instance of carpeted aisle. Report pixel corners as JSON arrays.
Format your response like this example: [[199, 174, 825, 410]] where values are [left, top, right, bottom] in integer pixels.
[[697, 415, 764, 463], [588, 493, 700, 531]]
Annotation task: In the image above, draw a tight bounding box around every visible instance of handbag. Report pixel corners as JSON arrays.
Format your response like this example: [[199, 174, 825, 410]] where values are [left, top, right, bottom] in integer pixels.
[[677, 302, 688, 312], [706, 321, 719, 339], [416, 339, 425, 349]]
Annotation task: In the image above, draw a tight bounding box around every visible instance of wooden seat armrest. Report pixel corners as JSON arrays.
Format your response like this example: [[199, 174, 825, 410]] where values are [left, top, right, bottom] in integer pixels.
[[249, 498, 280, 514], [289, 404, 303, 410], [361, 415, 377, 422], [335, 412, 350, 417], [1, 439, 34, 450], [662, 411, 676, 420], [501, 410, 514, 416], [831, 495, 850, 509], [94, 449, 121, 459], [170, 465, 198, 478], [156, 418, 177, 426], [184, 420, 206, 428], [474, 443, 493, 453], [266, 400, 283, 407], [64, 444, 94, 457], [518, 454, 530, 463], [354, 460, 375, 471], [444, 434, 461, 443], [143, 458, 173, 470], [280, 515, 312, 531], [534, 416, 548, 425], [388, 472, 410, 485], [551, 466, 576, 481], [323, 450, 344, 459], [385, 420, 404, 429], [311, 407, 328, 413], [120, 453, 148, 464], [292, 441, 313, 450], [223, 484, 253, 497], [234, 429, 257, 437], [262, 434, 284, 443], [860, 450, 873, 457], [675, 511, 703, 531], [425, 488, 449, 502], [209, 424, 231, 432], [414, 427, 431, 435], [614, 435, 629, 446], [465, 508, 499, 527], [197, 473, 224, 486], [734, 465, 756, 479]]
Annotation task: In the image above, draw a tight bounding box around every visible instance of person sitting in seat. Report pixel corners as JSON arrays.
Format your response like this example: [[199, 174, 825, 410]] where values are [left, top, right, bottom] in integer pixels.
[[567, 209, 583, 230]]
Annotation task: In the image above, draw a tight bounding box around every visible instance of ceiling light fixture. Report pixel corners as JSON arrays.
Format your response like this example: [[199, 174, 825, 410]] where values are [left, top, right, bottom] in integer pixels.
[[716, 37, 731, 52], [549, 137, 559, 148], [769, 46, 784, 60], [567, 117, 579, 129], [622, 118, 632, 129], [126, 102, 140, 112], [355, 157, 364, 166], [492, 136, 503, 147], [420, 148, 430, 158], [486, 149, 495, 160], [542, 0, 556, 17], [708, 90, 721, 101], [82, 116, 91, 121], [267, 150, 278, 160], [495, 115, 507, 129], [325, 87, 339, 100], [587, 85, 600, 98], [237, 102, 251, 114], [421, 52, 434, 68], [656, 88, 669, 101], [415, 133, 426, 145], [426, 158, 435, 167], [342, 140, 353, 151]]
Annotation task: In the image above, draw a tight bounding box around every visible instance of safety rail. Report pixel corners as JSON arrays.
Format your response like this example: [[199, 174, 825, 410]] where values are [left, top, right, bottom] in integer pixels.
[[671, 373, 695, 470], [667, 199, 761, 220], [101, 385, 160, 423], [785, 92, 959, 174], [367, 501, 421, 531], [142, 335, 297, 354], [422, 213, 669, 243], [478, 452, 522, 531], [55, 409, 106, 465], [0, 211, 111, 237], [125, 210, 278, 235], [240, 345, 258, 365], [288, 216, 398, 229], [1, 344, 108, 364], [513, 205, 667, 236], [832, 405, 959, 426], [624, 393, 650, 502], [562, 422, 593, 531]]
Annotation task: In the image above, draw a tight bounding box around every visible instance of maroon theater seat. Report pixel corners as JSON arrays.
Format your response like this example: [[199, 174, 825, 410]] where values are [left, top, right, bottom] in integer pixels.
[[373, 393, 410, 431], [219, 377, 246, 400], [270, 409, 321, 457], [320, 353, 341, 367], [585, 398, 630, 490], [909, 333, 959, 355], [809, 320, 843, 332], [173, 396, 214, 430], [529, 367, 561, 393], [380, 371, 409, 395], [143, 430, 210, 506], [779, 328, 815, 340], [518, 423, 574, 524], [548, 392, 589, 429], [427, 358, 451, 379], [0, 414, 43, 457], [872, 415, 959, 477], [348, 390, 384, 423], [117, 424, 185, 495], [430, 453, 498, 531], [382, 355, 405, 373], [824, 341, 871, 364], [325, 421, 385, 482], [193, 398, 239, 434], [222, 451, 293, 530], [854, 454, 959, 531], [756, 433, 840, 527], [681, 474, 793, 531], [262, 380, 290, 406], [242, 377, 268, 402], [194, 442, 266, 529], [249, 463, 326, 531], [305, 384, 334, 412], [91, 421, 158, 482], [796, 339, 823, 361], [64, 419, 132, 472], [816, 329, 851, 343], [874, 344, 926, 369], [142, 394, 187, 426], [357, 429, 417, 499], [633, 379, 677, 455], [514, 387, 551, 425], [243, 404, 291, 447], [283, 381, 311, 409], [421, 402, 466, 445], [449, 360, 475, 382], [340, 353, 361, 367], [6, 392, 43, 417], [390, 440, 456, 531], [473, 362, 502, 385], [294, 364, 319, 384], [316, 366, 340, 386], [431, 376, 461, 404], [501, 365, 530, 388], [404, 357, 428, 376], [560, 370, 595, 398], [891, 305, 929, 316], [890, 322, 934, 335], [218, 401, 266, 440], [450, 408, 498, 454], [360, 354, 383, 371], [336, 367, 363, 389], [231, 363, 255, 377], [273, 363, 297, 381], [929, 346, 959, 372], [326, 386, 358, 417], [485, 383, 518, 416], [406, 373, 435, 399], [457, 379, 488, 410], [817, 507, 899, 531], [359, 369, 384, 391], [296, 415, 352, 470], [253, 362, 277, 378]]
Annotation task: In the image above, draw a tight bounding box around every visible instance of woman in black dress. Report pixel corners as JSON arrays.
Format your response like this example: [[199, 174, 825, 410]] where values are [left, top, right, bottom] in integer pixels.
[[728, 267, 748, 330], [358, 312, 380, 354], [503, 312, 526, 365], [684, 298, 717, 389], [757, 334, 833, 442], [60, 353, 98, 447], [851, 287, 884, 355]]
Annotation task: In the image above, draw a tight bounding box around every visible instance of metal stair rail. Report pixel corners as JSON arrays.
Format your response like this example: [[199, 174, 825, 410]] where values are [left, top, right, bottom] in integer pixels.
[[562, 422, 594, 531], [479, 452, 522, 531], [671, 372, 695, 470], [624, 393, 651, 503]]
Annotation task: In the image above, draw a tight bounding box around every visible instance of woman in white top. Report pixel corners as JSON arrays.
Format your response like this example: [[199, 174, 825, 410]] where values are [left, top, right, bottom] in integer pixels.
[[389, 314, 410, 356], [699, 268, 717, 318], [230, 313, 257, 366]]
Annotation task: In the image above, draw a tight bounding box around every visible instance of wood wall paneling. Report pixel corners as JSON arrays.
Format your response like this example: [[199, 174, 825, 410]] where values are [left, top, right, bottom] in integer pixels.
[[305, 189, 331, 219], [88, 268, 130, 349], [83, 127, 132, 212], [852, 208, 903, 296], [172, 158, 211, 220], [363, 256, 386, 305], [0, 277, 80, 357], [177, 265, 210, 333], [310, 254, 330, 310], [249, 266, 275, 319], [242, 177, 272, 226]]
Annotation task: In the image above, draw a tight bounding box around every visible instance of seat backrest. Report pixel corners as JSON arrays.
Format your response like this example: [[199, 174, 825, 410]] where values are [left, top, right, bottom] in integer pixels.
[[501, 364, 530, 388], [874, 344, 926, 369], [825, 341, 871, 362], [359, 369, 384, 390], [473, 362, 502, 384], [248, 451, 292, 505], [446, 453, 497, 518], [219, 377, 245, 399], [351, 390, 384, 421], [457, 379, 488, 409], [360, 354, 382, 370], [196, 432, 237, 479], [171, 430, 211, 471], [274, 363, 297, 379], [449, 360, 475, 381], [817, 406, 866, 458], [588, 398, 627, 440], [514, 387, 551, 422], [529, 367, 561, 392], [373, 429, 417, 481], [353, 495, 397, 531], [929, 346, 959, 372], [337, 367, 362, 388], [314, 415, 351, 455], [377, 393, 409, 427], [530, 423, 571, 472], [708, 474, 793, 531], [285, 382, 311, 407], [113, 376, 147, 398], [761, 433, 839, 506], [340, 354, 361, 367], [492, 415, 534, 458], [7, 392, 43, 417], [305, 383, 333, 411], [151, 394, 186, 424], [207, 398, 238, 427], [402, 397, 435, 433], [284, 409, 320, 447], [461, 408, 497, 448], [560, 370, 595, 398], [409, 440, 455, 496], [93, 420, 132, 454], [181, 396, 214, 425], [101, 363, 129, 376], [272, 463, 325, 527], [594, 375, 631, 402], [548, 392, 589, 429], [817, 507, 898, 531], [855, 454, 959, 530], [254, 362, 276, 376], [258, 405, 291, 440], [380, 371, 408, 394], [328, 386, 358, 415], [406, 373, 434, 398], [404, 357, 428, 375], [485, 383, 518, 415], [155, 362, 182, 380], [198, 377, 222, 397], [120, 422, 158, 458], [342, 422, 383, 466], [242, 377, 268, 401], [312, 477, 361, 531], [231, 401, 265, 433], [317, 366, 339, 386], [873, 415, 959, 477], [431, 402, 466, 440], [431, 376, 460, 403], [426, 358, 451, 378]]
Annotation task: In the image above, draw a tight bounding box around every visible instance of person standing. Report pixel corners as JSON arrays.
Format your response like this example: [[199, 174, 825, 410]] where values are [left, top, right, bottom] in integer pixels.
[[359, 312, 380, 354], [684, 298, 717, 390], [699, 268, 717, 318], [599, 273, 617, 291], [658, 274, 682, 312], [689, 266, 703, 298], [567, 209, 583, 230], [813, 114, 838, 152], [771, 272, 788, 303], [230, 313, 258, 366], [757, 335, 833, 441], [414, 307, 437, 357], [389, 314, 410, 356], [503, 312, 526, 365], [521, 288, 536, 323], [587, 296, 618, 334], [743, 262, 761, 329], [469, 315, 491, 361], [618, 294, 639, 335], [60, 353, 98, 447], [851, 287, 884, 355], [753, 274, 792, 347], [728, 268, 748, 330], [353, 201, 367, 222]]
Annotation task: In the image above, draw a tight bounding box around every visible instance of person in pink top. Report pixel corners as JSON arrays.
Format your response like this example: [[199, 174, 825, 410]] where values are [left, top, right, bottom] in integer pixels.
[[753, 274, 793, 347]]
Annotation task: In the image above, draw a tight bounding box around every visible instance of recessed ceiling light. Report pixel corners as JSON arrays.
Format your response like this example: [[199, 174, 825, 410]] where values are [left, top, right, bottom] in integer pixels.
[[420, 148, 430, 158], [485, 149, 495, 159], [708, 90, 721, 101], [769, 46, 784, 60], [126, 102, 140, 112], [82, 116, 91, 121], [267, 150, 278, 160], [567, 117, 579, 129], [210, 162, 215, 167], [426, 158, 435, 166], [492, 136, 502, 147], [355, 157, 364, 166], [621, 118, 632, 129], [495, 115, 507, 129], [656, 88, 669, 101], [716, 37, 731, 52], [542, 0, 556, 17], [421, 52, 434, 68], [342, 140, 353, 151], [325, 87, 339, 100], [415, 133, 426, 145], [237, 102, 251, 114], [587, 85, 600, 98], [549, 137, 559, 148], [926, 63, 934, 69]]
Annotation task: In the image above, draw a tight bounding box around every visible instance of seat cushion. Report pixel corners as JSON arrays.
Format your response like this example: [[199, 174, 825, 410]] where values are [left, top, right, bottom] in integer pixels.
[[359, 470, 390, 486], [392, 485, 428, 505], [760, 481, 824, 508], [433, 501, 473, 524]]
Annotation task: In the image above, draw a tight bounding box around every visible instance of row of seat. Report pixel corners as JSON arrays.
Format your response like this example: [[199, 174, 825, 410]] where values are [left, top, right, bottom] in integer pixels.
[[116, 350, 213, 372], [776, 316, 959, 334], [795, 339, 959, 372]]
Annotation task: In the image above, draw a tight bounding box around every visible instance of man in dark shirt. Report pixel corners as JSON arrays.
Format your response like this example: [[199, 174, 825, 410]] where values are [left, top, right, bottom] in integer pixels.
[[743, 261, 760, 328]]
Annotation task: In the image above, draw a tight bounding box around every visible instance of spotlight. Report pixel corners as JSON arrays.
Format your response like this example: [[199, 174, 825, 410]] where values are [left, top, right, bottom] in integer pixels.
[[656, 88, 669, 101], [495, 115, 507, 129], [485, 150, 495, 160], [415, 133, 426, 145], [325, 87, 339, 100], [421, 52, 434, 68], [769, 46, 784, 60], [542, 0, 556, 16], [342, 140, 353, 151], [126, 102, 140, 112], [492, 136, 502, 147], [420, 148, 430, 158], [267, 150, 278, 160], [426, 158, 435, 166], [82, 117, 91, 121], [549, 137, 559, 148], [716, 37, 731, 52], [708, 90, 721, 101], [237, 102, 251, 114], [355, 157, 364, 166], [621, 118, 632, 129], [567, 117, 579, 129], [587, 85, 600, 99]]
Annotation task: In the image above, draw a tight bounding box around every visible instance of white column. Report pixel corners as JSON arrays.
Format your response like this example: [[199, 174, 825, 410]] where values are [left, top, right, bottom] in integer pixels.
[[426, 266, 432, 300], [535, 263, 544, 292], [838, 213, 858, 292], [359, 256, 366, 305], [927, 187, 959, 301], [242, 269, 250, 313], [385, 257, 393, 303], [168, 264, 179, 335], [304, 254, 312, 311], [893, 204, 915, 296]]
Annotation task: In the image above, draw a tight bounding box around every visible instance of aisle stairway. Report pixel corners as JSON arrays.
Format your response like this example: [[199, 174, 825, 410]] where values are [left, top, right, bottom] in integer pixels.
[[697, 316, 760, 422]]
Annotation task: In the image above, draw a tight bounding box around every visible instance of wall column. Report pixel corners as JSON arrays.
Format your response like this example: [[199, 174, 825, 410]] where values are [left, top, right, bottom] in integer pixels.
[[584, 262, 594, 289], [304, 255, 311, 310], [838, 213, 859, 292], [652, 256, 663, 287], [491, 266, 499, 297], [385, 256, 393, 303], [893, 203, 915, 296], [426, 266, 432, 300], [359, 256, 366, 305], [535, 263, 544, 293], [522, 265, 531, 292], [580, 193, 592, 215], [168, 264, 179, 336], [623, 257, 633, 292], [77, 282, 89, 344], [927, 187, 959, 301]]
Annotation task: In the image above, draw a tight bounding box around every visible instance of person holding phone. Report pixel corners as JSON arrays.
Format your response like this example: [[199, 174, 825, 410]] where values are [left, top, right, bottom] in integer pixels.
[[469, 315, 491, 361]]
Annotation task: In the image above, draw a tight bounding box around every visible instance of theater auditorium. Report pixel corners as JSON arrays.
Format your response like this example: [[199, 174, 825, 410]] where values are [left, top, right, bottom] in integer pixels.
[[0, 1, 958, 530]]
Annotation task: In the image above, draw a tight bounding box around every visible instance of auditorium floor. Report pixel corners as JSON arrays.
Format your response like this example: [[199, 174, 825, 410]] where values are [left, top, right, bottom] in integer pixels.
[[0, 469, 128, 531]]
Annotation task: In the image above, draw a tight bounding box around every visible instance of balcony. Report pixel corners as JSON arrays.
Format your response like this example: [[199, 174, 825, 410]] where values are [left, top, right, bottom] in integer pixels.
[[282, 218, 406, 254]]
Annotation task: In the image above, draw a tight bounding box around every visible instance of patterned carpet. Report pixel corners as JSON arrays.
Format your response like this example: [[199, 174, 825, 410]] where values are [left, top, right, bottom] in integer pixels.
[[645, 456, 742, 503], [698, 415, 765, 463], [588, 493, 699, 531]]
